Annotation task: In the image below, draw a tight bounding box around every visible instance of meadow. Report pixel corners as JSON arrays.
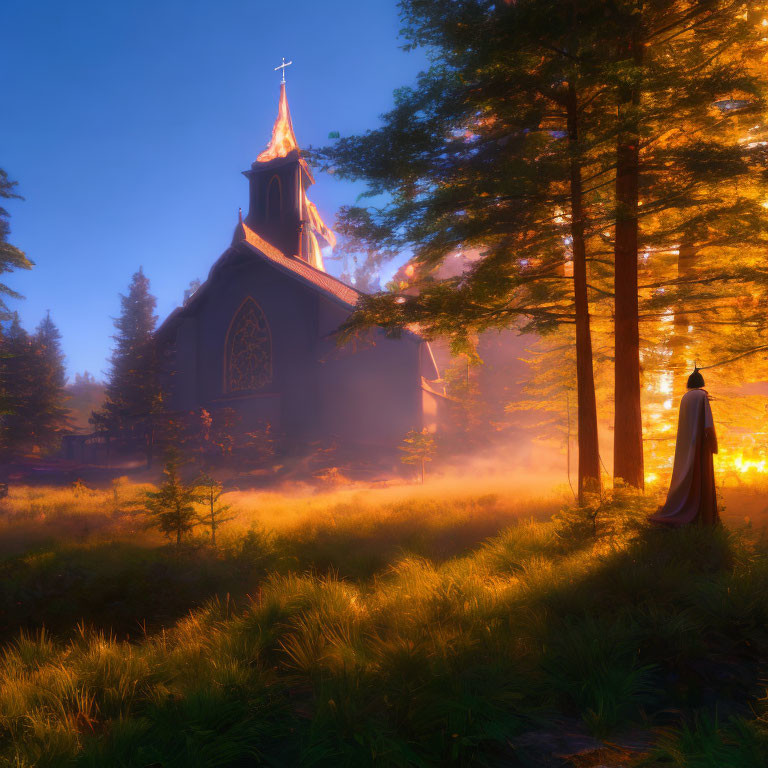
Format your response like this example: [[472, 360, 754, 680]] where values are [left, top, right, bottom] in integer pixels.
[[1, 478, 768, 766]]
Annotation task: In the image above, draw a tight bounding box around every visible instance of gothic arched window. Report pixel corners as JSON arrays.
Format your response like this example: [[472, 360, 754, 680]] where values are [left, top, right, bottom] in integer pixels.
[[225, 297, 272, 393], [266, 175, 282, 220]]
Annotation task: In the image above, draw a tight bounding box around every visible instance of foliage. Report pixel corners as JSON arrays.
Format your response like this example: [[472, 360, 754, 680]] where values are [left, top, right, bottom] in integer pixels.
[[144, 451, 201, 545], [552, 483, 656, 542], [399, 427, 436, 483], [92, 268, 163, 461], [0, 168, 33, 322], [0, 312, 69, 456], [239, 421, 276, 468], [169, 408, 277, 473], [317, 0, 768, 490], [442, 352, 486, 442], [652, 713, 768, 767], [194, 473, 235, 547], [0, 168, 33, 451], [325, 229, 387, 293], [2, 484, 768, 765], [28, 311, 70, 449]]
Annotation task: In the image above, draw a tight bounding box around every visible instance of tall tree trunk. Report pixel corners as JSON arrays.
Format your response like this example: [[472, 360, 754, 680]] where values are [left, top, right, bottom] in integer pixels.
[[613, 15, 644, 489], [567, 82, 601, 502]]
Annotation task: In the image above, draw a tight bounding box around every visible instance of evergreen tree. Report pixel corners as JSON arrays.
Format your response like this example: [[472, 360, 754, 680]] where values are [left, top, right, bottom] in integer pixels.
[[145, 450, 200, 546], [194, 474, 235, 547], [0, 313, 70, 455], [0, 314, 34, 456], [0, 169, 33, 322], [399, 428, 436, 484], [27, 312, 69, 451], [590, 0, 767, 487], [0, 169, 33, 439], [319, 0, 612, 498], [320, 0, 768, 492], [93, 268, 161, 463]]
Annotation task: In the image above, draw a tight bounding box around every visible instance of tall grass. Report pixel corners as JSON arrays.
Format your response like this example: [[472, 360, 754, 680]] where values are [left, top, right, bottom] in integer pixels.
[[2, 483, 768, 765], [0, 483, 561, 641]]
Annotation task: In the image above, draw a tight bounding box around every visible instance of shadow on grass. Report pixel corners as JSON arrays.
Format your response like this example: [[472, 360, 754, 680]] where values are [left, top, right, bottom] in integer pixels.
[[507, 522, 768, 754], [0, 496, 534, 643], [5, 507, 768, 767], [0, 538, 274, 642]]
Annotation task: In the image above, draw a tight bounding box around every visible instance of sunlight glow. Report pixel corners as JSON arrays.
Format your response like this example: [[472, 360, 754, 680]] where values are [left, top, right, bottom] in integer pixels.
[[257, 83, 299, 162]]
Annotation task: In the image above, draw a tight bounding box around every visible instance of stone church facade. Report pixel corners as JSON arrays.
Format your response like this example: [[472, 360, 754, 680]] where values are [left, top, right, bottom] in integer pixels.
[[155, 83, 447, 460]]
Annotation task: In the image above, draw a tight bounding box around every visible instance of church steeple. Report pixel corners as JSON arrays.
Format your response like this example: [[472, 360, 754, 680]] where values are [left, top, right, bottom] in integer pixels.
[[256, 82, 299, 163], [241, 76, 334, 271]]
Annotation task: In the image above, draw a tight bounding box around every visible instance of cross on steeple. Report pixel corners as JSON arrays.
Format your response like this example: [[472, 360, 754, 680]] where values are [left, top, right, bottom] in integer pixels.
[[274, 57, 292, 84]]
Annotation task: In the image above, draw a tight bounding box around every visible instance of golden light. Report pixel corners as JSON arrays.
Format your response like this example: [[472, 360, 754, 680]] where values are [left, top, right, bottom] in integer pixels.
[[727, 452, 768, 475], [257, 83, 299, 162], [307, 230, 324, 271], [255, 83, 337, 270], [304, 196, 336, 249]]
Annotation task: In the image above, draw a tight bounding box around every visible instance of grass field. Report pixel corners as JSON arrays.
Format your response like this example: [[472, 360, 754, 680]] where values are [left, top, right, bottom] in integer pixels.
[[1, 479, 768, 766]]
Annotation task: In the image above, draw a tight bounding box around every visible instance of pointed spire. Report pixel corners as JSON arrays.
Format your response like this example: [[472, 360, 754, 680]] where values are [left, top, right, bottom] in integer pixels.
[[232, 207, 246, 245], [256, 82, 299, 163]]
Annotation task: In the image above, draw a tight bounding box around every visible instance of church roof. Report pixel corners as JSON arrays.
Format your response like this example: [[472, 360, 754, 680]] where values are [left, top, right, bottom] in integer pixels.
[[156, 82, 425, 347], [238, 221, 360, 306], [156, 219, 362, 342]]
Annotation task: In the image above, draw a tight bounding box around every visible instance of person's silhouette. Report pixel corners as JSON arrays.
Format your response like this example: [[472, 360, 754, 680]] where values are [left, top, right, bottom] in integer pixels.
[[650, 368, 719, 526]]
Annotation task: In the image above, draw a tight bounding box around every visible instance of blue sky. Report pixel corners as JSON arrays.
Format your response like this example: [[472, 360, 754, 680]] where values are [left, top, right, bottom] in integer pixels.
[[1, 0, 425, 380]]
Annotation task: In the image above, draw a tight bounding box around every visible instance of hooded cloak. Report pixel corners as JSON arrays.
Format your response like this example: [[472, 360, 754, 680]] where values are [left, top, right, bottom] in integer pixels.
[[650, 388, 719, 526]]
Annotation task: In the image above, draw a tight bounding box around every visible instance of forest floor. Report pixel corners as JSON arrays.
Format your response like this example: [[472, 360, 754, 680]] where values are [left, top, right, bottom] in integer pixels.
[[1, 477, 768, 766]]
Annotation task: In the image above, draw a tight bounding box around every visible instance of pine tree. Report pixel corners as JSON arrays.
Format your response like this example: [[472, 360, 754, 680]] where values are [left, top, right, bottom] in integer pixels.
[[145, 450, 200, 546], [399, 428, 436, 484], [27, 312, 69, 451], [0, 313, 70, 455], [93, 268, 161, 464], [319, 0, 612, 498], [0, 169, 33, 443], [557, 0, 768, 488], [194, 474, 235, 547], [0, 314, 34, 456], [0, 169, 33, 322], [322, 0, 768, 492]]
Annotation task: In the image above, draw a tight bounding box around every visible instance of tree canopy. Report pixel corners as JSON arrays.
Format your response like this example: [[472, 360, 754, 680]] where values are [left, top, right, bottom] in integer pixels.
[[317, 0, 768, 488]]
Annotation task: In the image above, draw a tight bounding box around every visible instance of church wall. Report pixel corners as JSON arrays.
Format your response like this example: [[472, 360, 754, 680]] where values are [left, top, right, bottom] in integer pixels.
[[166, 252, 435, 457], [315, 316, 424, 448], [172, 316, 198, 411], [171, 254, 323, 441]]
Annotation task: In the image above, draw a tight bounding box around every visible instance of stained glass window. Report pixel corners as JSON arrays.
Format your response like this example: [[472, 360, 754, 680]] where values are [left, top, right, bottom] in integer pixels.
[[226, 298, 272, 393]]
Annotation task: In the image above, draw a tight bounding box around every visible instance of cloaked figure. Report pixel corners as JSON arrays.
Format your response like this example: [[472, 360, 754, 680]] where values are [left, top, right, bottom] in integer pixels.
[[650, 368, 719, 526]]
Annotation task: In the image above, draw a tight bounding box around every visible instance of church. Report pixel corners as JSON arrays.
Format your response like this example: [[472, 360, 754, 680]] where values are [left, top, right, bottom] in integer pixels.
[[155, 80, 447, 462]]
